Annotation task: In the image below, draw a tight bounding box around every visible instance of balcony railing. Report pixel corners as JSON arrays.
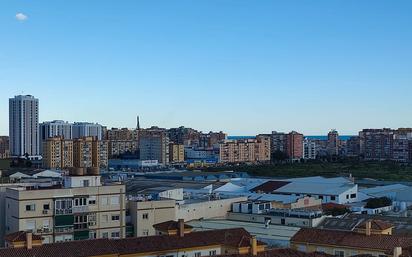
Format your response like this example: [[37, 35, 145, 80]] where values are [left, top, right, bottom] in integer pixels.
[[72, 206, 89, 213]]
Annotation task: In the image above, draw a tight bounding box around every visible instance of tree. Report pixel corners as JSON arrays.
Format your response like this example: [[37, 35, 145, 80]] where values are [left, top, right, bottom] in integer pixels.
[[271, 151, 288, 163], [365, 197, 392, 209]]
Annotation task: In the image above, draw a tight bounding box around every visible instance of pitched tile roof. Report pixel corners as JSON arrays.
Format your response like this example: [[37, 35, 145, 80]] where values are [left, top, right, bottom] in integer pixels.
[[153, 220, 193, 231], [291, 228, 412, 254], [356, 220, 394, 231], [4, 231, 43, 242], [216, 248, 332, 257], [0, 228, 264, 257], [250, 181, 291, 193]]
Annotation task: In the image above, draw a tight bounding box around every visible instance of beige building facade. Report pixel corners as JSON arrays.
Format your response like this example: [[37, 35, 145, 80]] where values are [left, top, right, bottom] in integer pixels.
[[42, 137, 74, 169], [5, 176, 126, 244], [169, 143, 185, 163], [219, 136, 270, 163], [73, 137, 108, 168]]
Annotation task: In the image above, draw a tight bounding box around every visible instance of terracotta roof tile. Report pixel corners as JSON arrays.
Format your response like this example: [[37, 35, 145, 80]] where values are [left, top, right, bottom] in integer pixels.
[[291, 228, 412, 254], [251, 181, 291, 193], [356, 220, 394, 231], [0, 228, 263, 257], [216, 248, 332, 257], [153, 220, 193, 231], [4, 231, 43, 242]]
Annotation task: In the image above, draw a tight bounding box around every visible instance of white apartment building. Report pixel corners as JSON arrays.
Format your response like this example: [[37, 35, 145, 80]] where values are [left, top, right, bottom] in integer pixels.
[[9, 95, 40, 159], [5, 174, 126, 244], [303, 139, 316, 160], [72, 122, 103, 140]]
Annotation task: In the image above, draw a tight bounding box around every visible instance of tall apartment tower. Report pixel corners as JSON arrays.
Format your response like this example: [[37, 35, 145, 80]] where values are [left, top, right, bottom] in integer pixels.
[[42, 137, 74, 169], [72, 122, 103, 140], [9, 95, 40, 158], [139, 127, 169, 165], [286, 131, 303, 161], [73, 137, 108, 169], [327, 129, 339, 156]]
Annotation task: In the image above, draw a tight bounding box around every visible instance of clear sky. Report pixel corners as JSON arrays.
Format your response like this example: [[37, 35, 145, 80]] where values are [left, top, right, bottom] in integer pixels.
[[1, 0, 411, 136]]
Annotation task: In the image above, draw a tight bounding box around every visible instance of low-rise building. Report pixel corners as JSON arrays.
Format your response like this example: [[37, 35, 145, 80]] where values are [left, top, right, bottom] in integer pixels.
[[291, 227, 412, 257], [5, 171, 126, 244]]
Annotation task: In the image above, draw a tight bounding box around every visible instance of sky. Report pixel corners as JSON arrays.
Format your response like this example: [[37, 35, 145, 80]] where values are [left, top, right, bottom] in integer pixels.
[[0, 0, 411, 136]]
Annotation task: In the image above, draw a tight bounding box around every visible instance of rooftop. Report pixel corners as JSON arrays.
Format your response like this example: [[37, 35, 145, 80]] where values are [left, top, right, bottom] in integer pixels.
[[0, 228, 263, 257], [291, 228, 412, 254]]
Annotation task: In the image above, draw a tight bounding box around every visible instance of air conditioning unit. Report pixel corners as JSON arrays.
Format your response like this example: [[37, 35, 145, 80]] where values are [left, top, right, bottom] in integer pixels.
[[88, 222, 97, 226]]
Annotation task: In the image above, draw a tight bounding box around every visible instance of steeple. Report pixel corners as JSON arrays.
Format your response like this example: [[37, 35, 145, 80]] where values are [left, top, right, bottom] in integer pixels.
[[136, 115, 140, 130]]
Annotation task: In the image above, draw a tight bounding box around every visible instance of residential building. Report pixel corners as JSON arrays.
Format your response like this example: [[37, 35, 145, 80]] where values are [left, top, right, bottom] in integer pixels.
[[327, 130, 339, 156], [0, 227, 267, 257], [291, 227, 412, 257], [286, 131, 303, 161], [0, 136, 10, 159], [72, 122, 103, 140], [269, 131, 287, 153], [139, 127, 169, 165], [303, 138, 316, 160], [9, 95, 40, 159], [346, 136, 360, 157], [5, 171, 126, 243], [42, 137, 73, 169], [108, 140, 138, 158], [219, 136, 270, 163], [40, 120, 73, 141], [167, 126, 200, 145], [73, 137, 108, 169], [106, 127, 138, 141], [169, 143, 185, 163], [129, 196, 246, 237], [359, 128, 395, 161]]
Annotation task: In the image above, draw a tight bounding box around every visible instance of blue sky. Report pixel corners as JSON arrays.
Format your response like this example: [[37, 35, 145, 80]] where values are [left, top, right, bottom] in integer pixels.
[[1, 0, 411, 135]]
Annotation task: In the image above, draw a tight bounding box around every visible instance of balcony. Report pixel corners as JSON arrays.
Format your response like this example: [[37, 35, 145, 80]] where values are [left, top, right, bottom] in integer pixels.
[[72, 206, 89, 213]]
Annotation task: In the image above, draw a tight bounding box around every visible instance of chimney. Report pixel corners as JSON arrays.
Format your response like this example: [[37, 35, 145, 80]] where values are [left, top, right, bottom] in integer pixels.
[[393, 247, 402, 257], [26, 232, 33, 250], [178, 219, 185, 237], [250, 236, 258, 256], [365, 221, 372, 236]]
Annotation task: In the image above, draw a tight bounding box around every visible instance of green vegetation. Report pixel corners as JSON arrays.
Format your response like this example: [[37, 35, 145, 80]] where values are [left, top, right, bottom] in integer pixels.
[[365, 197, 392, 209], [201, 161, 412, 181]]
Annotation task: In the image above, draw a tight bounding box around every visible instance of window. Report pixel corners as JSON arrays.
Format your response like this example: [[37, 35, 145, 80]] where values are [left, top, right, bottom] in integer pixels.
[[111, 196, 119, 205], [316, 247, 325, 253], [142, 229, 149, 236], [331, 196, 336, 201], [318, 196, 324, 200], [297, 245, 306, 252], [111, 215, 120, 221], [346, 195, 349, 199], [111, 231, 120, 238], [26, 204, 35, 211], [43, 204, 50, 210], [142, 213, 148, 219], [89, 196, 96, 205], [102, 232, 109, 238], [209, 250, 217, 256], [350, 193, 357, 198], [195, 252, 201, 257], [89, 231, 97, 239], [334, 250, 344, 257], [83, 180, 90, 187]]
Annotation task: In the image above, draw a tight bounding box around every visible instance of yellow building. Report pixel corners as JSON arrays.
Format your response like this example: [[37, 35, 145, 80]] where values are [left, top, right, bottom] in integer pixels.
[[73, 137, 108, 168], [219, 136, 270, 163], [169, 143, 185, 163], [291, 225, 412, 257], [42, 137, 73, 169]]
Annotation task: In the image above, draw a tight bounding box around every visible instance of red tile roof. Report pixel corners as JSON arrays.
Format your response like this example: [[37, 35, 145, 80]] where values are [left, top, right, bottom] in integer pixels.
[[291, 228, 412, 254], [4, 231, 43, 242], [0, 228, 264, 257], [356, 220, 394, 231], [216, 248, 332, 257], [251, 181, 291, 193]]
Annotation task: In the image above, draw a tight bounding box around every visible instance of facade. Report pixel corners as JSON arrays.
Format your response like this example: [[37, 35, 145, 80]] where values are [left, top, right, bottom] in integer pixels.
[[139, 127, 169, 165], [303, 138, 316, 160], [106, 127, 138, 141], [346, 136, 360, 157], [219, 136, 270, 163], [0, 136, 10, 159], [327, 130, 339, 156], [9, 95, 40, 158], [73, 137, 108, 169], [169, 143, 185, 163], [42, 137, 74, 169], [286, 131, 303, 161], [72, 122, 103, 140], [269, 131, 287, 153], [108, 140, 138, 158], [359, 128, 395, 161], [40, 120, 73, 141], [5, 175, 126, 243]]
